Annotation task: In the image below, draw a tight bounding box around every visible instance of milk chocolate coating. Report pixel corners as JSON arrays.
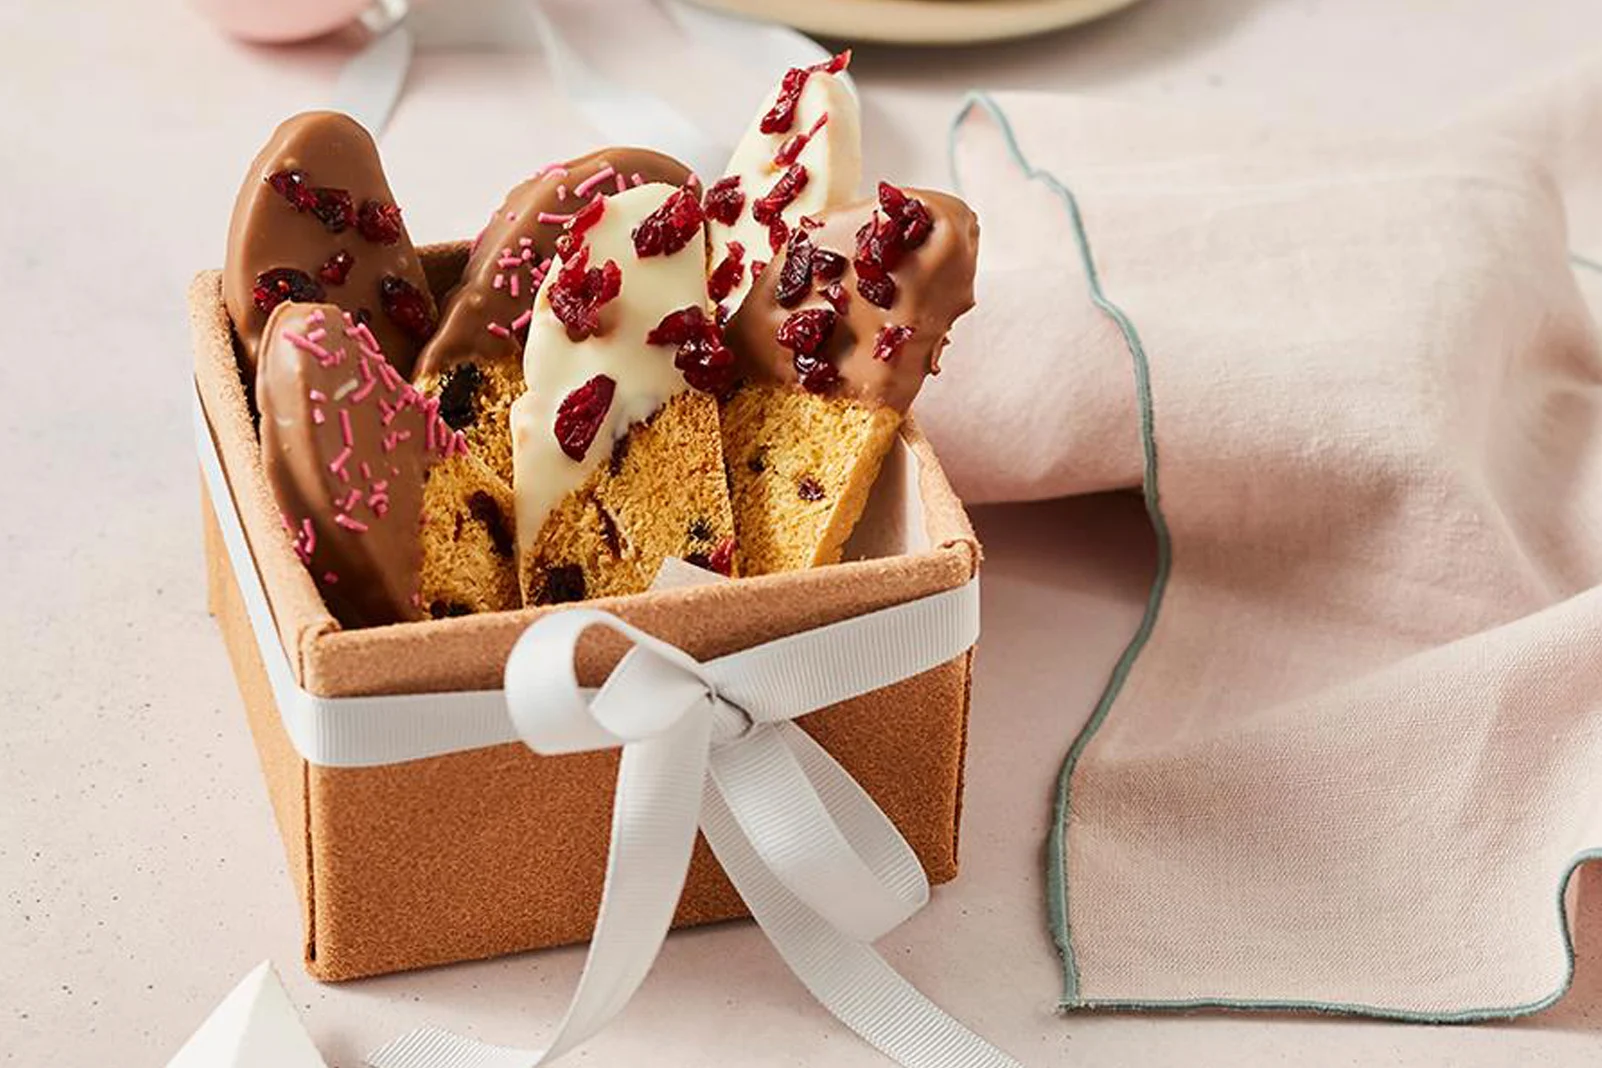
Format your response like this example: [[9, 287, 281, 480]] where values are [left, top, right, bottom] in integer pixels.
[[412, 147, 690, 381], [725, 187, 979, 413], [225, 111, 435, 381], [258, 301, 445, 628]]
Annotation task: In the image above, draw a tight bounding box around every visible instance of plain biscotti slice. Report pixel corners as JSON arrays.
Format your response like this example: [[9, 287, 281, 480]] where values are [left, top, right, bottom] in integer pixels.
[[257, 302, 519, 627], [510, 182, 738, 605], [413, 147, 691, 485], [722, 183, 979, 575]]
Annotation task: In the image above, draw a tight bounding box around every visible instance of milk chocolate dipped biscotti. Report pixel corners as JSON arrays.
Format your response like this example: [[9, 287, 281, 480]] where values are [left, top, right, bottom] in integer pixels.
[[225, 111, 436, 382], [722, 184, 978, 575], [412, 148, 691, 486]]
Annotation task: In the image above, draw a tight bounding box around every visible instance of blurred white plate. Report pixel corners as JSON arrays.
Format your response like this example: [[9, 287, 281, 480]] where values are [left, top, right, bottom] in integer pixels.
[[681, 0, 1147, 46]]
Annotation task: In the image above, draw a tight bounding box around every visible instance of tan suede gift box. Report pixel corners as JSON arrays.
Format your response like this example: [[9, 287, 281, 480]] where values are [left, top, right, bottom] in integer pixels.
[[189, 243, 981, 982]]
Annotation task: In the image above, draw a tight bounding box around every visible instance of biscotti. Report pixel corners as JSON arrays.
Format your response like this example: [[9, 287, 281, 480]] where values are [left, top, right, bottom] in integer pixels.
[[256, 301, 518, 627], [413, 148, 692, 485], [722, 184, 979, 575], [225, 112, 435, 381], [510, 182, 737, 604]]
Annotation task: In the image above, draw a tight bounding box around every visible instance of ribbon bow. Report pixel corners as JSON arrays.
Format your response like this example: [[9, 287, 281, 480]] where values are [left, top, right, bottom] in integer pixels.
[[367, 579, 1021, 1068]]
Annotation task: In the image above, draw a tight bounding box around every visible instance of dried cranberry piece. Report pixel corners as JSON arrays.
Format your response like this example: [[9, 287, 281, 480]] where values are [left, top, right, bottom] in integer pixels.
[[553, 374, 615, 461], [759, 50, 851, 135], [793, 353, 839, 394], [820, 282, 850, 315], [855, 261, 897, 309], [251, 267, 324, 314], [775, 307, 835, 357], [266, 168, 317, 210], [703, 176, 745, 225], [309, 187, 354, 233], [378, 274, 437, 341], [708, 241, 746, 303], [874, 324, 915, 363], [548, 247, 623, 342], [538, 564, 587, 605], [797, 476, 826, 501], [318, 250, 354, 285], [707, 536, 737, 576], [632, 186, 704, 258], [773, 114, 828, 168], [766, 218, 789, 254], [774, 230, 815, 308], [357, 199, 404, 245], [751, 259, 768, 280], [878, 181, 934, 250], [751, 165, 809, 225], [555, 194, 607, 260], [648, 306, 737, 396], [811, 248, 847, 281]]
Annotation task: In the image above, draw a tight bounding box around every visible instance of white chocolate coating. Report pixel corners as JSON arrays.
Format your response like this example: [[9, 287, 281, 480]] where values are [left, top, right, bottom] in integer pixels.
[[511, 183, 710, 564], [708, 70, 862, 314]]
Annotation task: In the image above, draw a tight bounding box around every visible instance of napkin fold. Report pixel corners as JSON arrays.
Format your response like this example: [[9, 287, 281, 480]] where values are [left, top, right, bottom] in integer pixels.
[[932, 61, 1602, 1017]]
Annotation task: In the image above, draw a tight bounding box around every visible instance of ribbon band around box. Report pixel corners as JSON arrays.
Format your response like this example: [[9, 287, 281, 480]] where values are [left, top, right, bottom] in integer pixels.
[[195, 386, 1018, 1068]]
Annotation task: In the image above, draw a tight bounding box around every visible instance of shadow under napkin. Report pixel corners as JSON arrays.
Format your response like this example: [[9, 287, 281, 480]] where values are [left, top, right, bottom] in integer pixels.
[[935, 89, 1602, 1021]]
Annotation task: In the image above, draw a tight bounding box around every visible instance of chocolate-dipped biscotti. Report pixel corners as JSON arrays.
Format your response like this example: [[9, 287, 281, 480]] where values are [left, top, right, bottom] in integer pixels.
[[722, 184, 979, 575], [412, 148, 692, 486], [225, 112, 436, 381], [257, 302, 518, 626], [510, 182, 737, 605]]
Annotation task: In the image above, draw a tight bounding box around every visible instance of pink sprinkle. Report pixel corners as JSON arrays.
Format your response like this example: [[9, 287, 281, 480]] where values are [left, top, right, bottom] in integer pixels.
[[614, 172, 628, 194], [307, 327, 327, 343], [509, 274, 520, 299], [574, 166, 616, 198], [361, 461, 373, 479], [301, 519, 316, 554], [328, 446, 353, 478], [351, 356, 378, 403], [312, 408, 325, 425], [369, 495, 389, 518], [521, 246, 534, 262], [323, 571, 339, 584], [308, 308, 326, 324], [390, 464, 401, 476], [382, 429, 410, 453], [378, 397, 396, 425], [487, 322, 511, 339], [282, 329, 331, 362], [335, 513, 369, 533], [346, 320, 383, 356], [630, 172, 643, 186], [497, 255, 522, 269], [537, 210, 575, 225], [492, 273, 505, 290], [510, 309, 532, 331], [338, 409, 353, 447], [309, 389, 327, 402], [505, 211, 517, 222], [519, 236, 533, 248], [556, 184, 569, 201], [686, 172, 701, 188], [377, 360, 404, 391], [339, 488, 363, 512]]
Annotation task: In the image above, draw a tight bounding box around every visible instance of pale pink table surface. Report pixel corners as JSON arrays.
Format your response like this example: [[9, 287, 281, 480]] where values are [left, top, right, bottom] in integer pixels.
[[4, 1, 1601, 1065]]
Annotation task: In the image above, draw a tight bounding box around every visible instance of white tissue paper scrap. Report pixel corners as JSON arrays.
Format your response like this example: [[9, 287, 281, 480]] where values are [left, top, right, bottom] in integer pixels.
[[165, 960, 326, 1068]]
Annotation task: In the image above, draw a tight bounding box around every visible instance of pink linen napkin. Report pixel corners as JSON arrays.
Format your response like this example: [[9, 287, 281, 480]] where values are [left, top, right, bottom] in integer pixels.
[[928, 62, 1602, 1017]]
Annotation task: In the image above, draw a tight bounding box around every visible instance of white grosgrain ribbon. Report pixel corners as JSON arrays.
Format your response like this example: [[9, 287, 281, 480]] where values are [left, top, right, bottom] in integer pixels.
[[194, 391, 1017, 1067]]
